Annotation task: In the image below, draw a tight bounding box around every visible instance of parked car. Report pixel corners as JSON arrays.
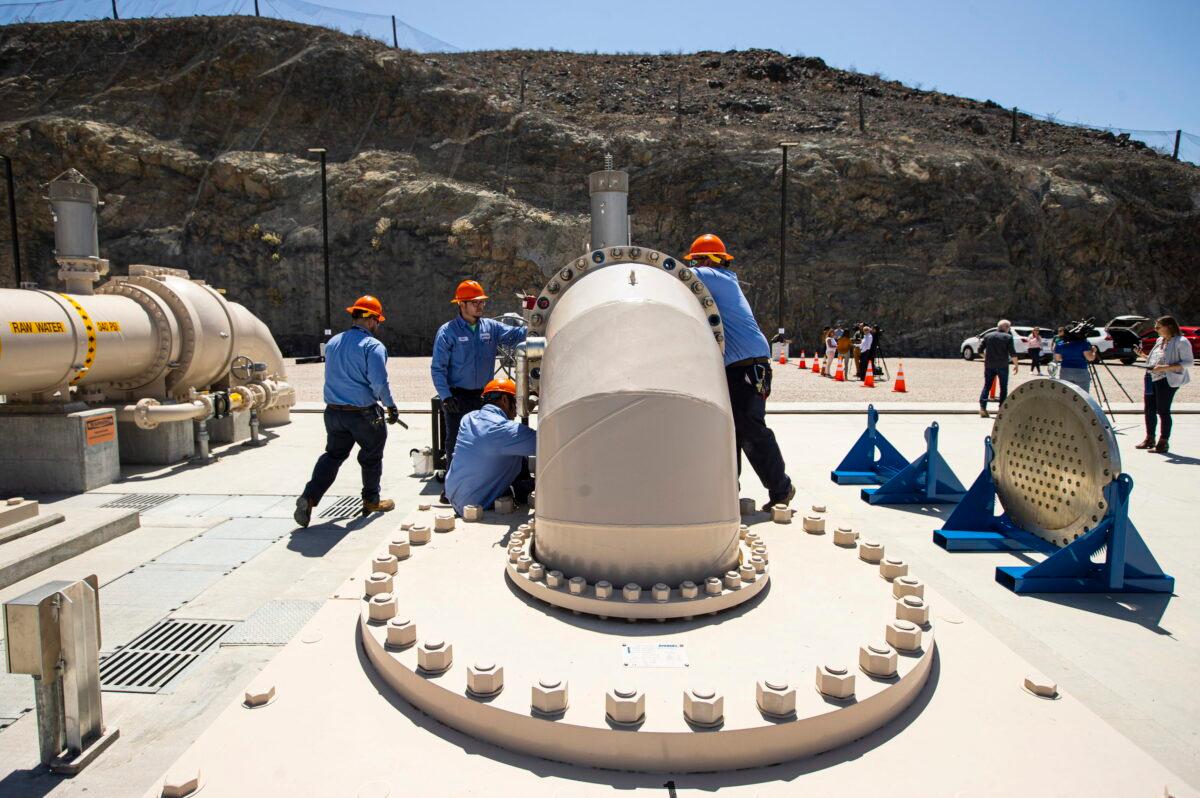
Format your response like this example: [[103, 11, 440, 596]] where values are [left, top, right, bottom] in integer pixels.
[[1140, 326, 1200, 357], [1099, 316, 1149, 364], [961, 326, 1054, 362]]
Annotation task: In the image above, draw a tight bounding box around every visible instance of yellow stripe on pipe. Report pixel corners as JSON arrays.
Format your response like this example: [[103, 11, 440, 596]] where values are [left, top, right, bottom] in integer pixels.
[[58, 293, 98, 386]]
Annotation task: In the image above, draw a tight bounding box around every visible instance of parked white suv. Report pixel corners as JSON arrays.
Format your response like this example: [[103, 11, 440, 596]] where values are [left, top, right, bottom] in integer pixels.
[[961, 326, 1054, 362]]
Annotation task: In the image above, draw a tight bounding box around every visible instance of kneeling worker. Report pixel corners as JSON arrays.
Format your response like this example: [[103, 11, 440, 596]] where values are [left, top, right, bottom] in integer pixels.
[[686, 233, 795, 511], [444, 379, 536, 516], [295, 295, 400, 528]]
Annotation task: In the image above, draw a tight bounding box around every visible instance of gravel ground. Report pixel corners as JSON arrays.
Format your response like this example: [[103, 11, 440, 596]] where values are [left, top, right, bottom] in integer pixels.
[[285, 356, 1198, 405]]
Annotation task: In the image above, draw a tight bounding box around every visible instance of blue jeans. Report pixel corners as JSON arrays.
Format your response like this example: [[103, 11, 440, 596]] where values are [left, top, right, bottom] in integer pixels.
[[980, 366, 1009, 409], [302, 407, 388, 504], [1058, 367, 1091, 394], [727, 363, 791, 500]]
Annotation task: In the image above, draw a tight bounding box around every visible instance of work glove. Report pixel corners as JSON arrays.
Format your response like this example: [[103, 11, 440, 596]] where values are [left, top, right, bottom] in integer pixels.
[[442, 396, 461, 414], [386, 406, 400, 425]]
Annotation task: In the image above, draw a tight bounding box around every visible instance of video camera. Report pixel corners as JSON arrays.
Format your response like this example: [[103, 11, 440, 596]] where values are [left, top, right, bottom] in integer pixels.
[[1061, 317, 1097, 343]]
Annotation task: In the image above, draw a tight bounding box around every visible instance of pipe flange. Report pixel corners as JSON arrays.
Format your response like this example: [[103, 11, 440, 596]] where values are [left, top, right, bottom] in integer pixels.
[[123, 275, 197, 396], [96, 280, 175, 391]]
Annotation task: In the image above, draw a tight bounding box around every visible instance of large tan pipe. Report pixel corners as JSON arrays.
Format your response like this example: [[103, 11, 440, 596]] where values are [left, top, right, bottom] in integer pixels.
[[533, 263, 740, 586]]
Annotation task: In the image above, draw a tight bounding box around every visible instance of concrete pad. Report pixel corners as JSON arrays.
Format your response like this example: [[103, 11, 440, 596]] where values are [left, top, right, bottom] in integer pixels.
[[0, 512, 64, 546], [0, 508, 140, 590], [0, 500, 39, 529]]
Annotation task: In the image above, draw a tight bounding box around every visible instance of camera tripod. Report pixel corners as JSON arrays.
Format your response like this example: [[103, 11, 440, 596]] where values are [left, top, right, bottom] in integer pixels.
[[1088, 356, 1134, 423]]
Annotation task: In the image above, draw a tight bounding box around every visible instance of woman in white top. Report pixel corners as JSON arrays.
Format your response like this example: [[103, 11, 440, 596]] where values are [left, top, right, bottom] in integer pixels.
[[1027, 329, 1044, 374], [823, 327, 837, 376], [1136, 315, 1193, 454]]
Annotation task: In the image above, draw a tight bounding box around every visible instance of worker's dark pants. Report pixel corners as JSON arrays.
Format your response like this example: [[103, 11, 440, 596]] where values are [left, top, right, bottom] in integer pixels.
[[442, 387, 485, 469], [726, 363, 792, 501], [302, 407, 387, 505], [860, 350, 875, 378], [1144, 374, 1179, 441], [980, 366, 1009, 409], [498, 461, 536, 508]]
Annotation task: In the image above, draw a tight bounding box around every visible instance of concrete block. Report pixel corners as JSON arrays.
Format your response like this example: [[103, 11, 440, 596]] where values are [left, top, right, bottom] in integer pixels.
[[118, 419, 194, 464], [0, 508, 139, 590], [0, 409, 120, 493], [0, 498, 39, 529], [209, 411, 251, 445], [0, 512, 65, 545]]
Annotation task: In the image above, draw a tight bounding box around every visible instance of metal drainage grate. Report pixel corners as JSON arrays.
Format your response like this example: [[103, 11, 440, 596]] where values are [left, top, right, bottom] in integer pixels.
[[100, 493, 178, 511], [318, 496, 362, 518], [100, 618, 233, 693]]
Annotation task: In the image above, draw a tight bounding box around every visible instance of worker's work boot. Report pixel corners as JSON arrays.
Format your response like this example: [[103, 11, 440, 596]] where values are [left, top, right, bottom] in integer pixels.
[[361, 498, 396, 516], [762, 483, 796, 513], [978, 409, 989, 418], [294, 497, 313, 529]]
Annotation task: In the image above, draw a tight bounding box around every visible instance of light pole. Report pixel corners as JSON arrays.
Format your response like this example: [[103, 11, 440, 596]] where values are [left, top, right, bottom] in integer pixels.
[[778, 141, 800, 339], [1, 154, 21, 288], [307, 147, 330, 356]]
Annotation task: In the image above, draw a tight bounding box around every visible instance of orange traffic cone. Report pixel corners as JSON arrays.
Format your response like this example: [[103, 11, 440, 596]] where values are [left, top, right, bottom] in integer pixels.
[[862, 361, 875, 388], [779, 349, 787, 365], [798, 350, 807, 369], [812, 354, 821, 374], [892, 361, 908, 393], [834, 357, 846, 382], [989, 375, 998, 400]]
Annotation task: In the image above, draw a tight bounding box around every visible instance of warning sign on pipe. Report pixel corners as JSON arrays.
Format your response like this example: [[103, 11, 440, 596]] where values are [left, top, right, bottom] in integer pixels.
[[9, 321, 67, 334], [85, 415, 116, 446], [97, 321, 121, 332]]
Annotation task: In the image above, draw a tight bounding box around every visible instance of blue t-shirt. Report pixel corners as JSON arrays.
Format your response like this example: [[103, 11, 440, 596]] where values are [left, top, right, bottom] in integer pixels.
[[1056, 338, 1090, 370], [693, 266, 770, 366], [444, 404, 537, 514]]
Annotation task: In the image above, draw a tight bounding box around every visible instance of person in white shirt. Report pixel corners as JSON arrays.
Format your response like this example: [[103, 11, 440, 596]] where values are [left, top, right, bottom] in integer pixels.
[[1135, 315, 1193, 454], [856, 326, 875, 380]]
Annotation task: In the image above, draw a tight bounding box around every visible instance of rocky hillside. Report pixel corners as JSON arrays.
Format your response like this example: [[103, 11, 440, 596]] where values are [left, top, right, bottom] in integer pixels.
[[1, 17, 1198, 356]]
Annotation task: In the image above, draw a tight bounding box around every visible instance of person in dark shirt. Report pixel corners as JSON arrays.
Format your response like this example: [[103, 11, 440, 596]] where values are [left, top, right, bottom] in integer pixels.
[[978, 320, 1019, 418], [1053, 335, 1097, 393]]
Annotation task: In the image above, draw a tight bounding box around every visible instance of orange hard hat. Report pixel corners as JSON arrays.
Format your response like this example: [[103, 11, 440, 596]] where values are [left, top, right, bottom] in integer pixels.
[[452, 279, 489, 304], [684, 233, 734, 263], [481, 378, 516, 397], [346, 295, 385, 322]]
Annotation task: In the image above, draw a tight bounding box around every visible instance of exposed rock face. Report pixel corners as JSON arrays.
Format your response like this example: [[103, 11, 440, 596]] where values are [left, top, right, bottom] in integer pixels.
[[1, 18, 1197, 356]]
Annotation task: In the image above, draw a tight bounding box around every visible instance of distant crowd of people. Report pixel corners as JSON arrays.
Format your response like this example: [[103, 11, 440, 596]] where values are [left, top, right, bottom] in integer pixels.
[[816, 323, 878, 380]]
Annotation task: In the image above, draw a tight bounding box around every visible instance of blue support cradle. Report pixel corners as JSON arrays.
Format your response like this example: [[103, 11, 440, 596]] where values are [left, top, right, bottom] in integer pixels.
[[860, 422, 967, 505], [830, 404, 910, 485], [995, 474, 1174, 594]]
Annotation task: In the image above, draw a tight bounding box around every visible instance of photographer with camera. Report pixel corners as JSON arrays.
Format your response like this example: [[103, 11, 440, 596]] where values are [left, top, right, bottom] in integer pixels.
[[1053, 319, 1098, 394], [978, 320, 1019, 418]]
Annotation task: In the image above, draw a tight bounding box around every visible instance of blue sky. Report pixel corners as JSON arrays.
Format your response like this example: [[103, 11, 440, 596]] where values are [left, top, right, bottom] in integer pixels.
[[381, 0, 1198, 140]]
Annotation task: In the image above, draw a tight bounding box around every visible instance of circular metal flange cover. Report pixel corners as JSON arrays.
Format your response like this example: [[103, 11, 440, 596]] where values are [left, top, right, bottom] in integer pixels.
[[991, 378, 1121, 548]]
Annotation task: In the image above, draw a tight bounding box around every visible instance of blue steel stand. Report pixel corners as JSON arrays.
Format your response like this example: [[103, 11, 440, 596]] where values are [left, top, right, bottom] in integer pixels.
[[933, 437, 1050, 552], [995, 474, 1174, 594], [830, 404, 910, 485], [860, 422, 967, 505]]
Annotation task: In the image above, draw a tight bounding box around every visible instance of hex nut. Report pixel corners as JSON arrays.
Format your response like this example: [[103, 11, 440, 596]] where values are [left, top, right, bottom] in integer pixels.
[[750, 556, 767, 574], [705, 577, 723, 595], [802, 515, 826, 534], [652, 583, 670, 602], [546, 570, 565, 588], [532, 677, 569, 714], [243, 682, 275, 708], [569, 576, 587, 595], [738, 524, 750, 540], [886, 620, 923, 653], [772, 504, 792, 523], [508, 546, 524, 563], [372, 553, 398, 575], [517, 523, 532, 536], [516, 555, 532, 573], [418, 502, 432, 511], [528, 491, 536, 509], [409, 525, 432, 545], [529, 563, 545, 581], [365, 572, 393, 597], [1023, 673, 1059, 698], [723, 571, 741, 590], [739, 564, 756, 582], [606, 684, 646, 725], [494, 496, 515, 514], [161, 766, 202, 797], [400, 521, 415, 531], [833, 527, 859, 547], [388, 537, 411, 560], [463, 505, 483, 522], [683, 686, 724, 727], [756, 679, 797, 717], [815, 664, 855, 699], [879, 558, 909, 580], [811, 503, 827, 513], [386, 618, 417, 649], [859, 642, 899, 678], [417, 639, 453, 674], [595, 580, 613, 599], [752, 545, 768, 561], [623, 583, 642, 602], [739, 498, 756, 515], [680, 580, 699, 599], [434, 512, 456, 532], [896, 595, 930, 625], [893, 576, 925, 600], [467, 662, 504, 697], [368, 592, 396, 623], [745, 531, 760, 544], [858, 540, 885, 563]]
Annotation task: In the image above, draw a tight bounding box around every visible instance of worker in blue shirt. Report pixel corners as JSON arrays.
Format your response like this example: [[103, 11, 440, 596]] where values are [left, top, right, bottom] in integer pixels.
[[431, 280, 527, 476], [444, 378, 536, 515], [687, 234, 795, 511], [295, 295, 400, 528]]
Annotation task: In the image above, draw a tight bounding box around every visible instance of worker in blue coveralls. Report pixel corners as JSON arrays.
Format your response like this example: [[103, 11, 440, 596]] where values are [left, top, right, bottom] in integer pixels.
[[444, 378, 536, 515], [295, 295, 400, 528], [431, 280, 527, 479], [686, 234, 796, 512]]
